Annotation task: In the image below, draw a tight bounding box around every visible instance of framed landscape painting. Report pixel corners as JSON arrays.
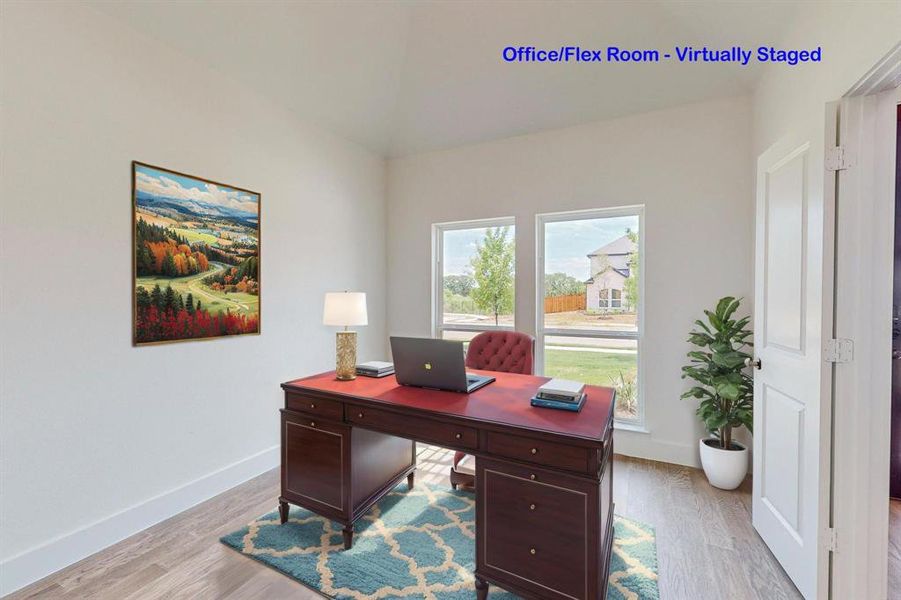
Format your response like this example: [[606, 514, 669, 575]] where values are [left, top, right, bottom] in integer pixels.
[[132, 162, 260, 345]]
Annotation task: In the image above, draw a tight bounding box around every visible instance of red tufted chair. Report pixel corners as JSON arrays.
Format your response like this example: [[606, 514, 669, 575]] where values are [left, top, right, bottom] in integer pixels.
[[450, 331, 535, 489]]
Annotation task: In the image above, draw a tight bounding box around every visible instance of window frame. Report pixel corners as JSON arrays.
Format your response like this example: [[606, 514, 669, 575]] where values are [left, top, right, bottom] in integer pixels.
[[610, 289, 622, 309], [535, 206, 646, 428], [432, 216, 517, 339]]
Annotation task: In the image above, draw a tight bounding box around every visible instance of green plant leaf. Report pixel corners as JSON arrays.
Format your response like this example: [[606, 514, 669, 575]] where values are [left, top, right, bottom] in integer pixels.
[[704, 310, 723, 332], [712, 351, 747, 369], [715, 296, 736, 319], [683, 297, 754, 439], [733, 316, 751, 331], [693, 319, 713, 335], [688, 333, 714, 346]]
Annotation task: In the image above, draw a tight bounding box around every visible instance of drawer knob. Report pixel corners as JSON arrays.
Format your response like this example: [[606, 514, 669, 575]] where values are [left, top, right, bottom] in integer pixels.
[[530, 548, 536, 555], [455, 433, 462, 440], [310, 421, 316, 427], [529, 474, 536, 480], [358, 412, 363, 418], [310, 403, 316, 409], [529, 503, 536, 510], [530, 448, 538, 455]]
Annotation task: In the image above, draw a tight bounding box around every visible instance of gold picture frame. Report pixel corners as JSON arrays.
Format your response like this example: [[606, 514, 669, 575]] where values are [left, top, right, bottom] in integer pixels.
[[132, 161, 261, 345]]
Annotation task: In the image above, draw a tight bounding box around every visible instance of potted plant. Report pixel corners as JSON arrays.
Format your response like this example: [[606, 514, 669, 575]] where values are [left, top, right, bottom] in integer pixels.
[[681, 296, 753, 490]]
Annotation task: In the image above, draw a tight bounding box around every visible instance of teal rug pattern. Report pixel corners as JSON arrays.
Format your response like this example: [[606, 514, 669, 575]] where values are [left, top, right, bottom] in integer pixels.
[[221, 483, 658, 599]]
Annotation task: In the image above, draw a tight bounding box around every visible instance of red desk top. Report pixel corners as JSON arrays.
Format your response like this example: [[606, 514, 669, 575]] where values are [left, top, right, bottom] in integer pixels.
[[282, 370, 615, 444]]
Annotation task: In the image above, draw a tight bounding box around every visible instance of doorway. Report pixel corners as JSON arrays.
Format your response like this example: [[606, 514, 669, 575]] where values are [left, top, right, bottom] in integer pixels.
[[890, 101, 901, 596], [830, 52, 901, 597]]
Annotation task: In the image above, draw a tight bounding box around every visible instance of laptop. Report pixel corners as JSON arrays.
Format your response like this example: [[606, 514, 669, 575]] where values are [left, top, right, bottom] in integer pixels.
[[390, 336, 495, 393]]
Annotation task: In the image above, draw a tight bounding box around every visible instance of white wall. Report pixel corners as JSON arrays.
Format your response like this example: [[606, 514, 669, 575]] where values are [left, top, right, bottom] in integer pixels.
[[386, 96, 754, 467], [0, 2, 386, 594], [753, 3, 900, 157]]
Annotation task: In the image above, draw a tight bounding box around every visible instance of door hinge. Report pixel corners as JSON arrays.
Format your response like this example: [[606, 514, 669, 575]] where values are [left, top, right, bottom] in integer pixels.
[[825, 146, 852, 171], [824, 339, 854, 363], [826, 528, 838, 552]]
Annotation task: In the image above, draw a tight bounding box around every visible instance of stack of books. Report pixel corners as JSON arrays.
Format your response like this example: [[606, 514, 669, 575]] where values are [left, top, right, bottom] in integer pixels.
[[355, 361, 395, 378], [531, 378, 586, 412]]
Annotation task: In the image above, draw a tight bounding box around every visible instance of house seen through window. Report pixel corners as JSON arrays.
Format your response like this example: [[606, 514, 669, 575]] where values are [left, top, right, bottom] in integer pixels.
[[538, 208, 643, 423]]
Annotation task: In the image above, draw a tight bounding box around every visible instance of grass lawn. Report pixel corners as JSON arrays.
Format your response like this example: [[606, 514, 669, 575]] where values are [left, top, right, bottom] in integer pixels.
[[544, 348, 639, 419], [136, 262, 258, 317], [170, 227, 223, 245], [543, 348, 636, 387]]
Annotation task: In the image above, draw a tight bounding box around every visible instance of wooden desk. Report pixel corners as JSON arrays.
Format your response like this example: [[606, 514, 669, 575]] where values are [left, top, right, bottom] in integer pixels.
[[280, 370, 615, 600]]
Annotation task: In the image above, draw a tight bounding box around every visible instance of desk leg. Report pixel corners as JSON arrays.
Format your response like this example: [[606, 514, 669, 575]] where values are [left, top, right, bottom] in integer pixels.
[[278, 500, 289, 524], [342, 525, 354, 550], [407, 471, 415, 490], [475, 575, 488, 600]]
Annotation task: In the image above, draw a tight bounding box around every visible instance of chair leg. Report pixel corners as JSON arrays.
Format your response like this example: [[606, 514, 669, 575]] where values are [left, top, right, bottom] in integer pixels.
[[449, 467, 475, 490]]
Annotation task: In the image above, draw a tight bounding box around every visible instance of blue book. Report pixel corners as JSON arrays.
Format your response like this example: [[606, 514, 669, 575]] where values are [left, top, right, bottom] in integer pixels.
[[530, 393, 586, 412]]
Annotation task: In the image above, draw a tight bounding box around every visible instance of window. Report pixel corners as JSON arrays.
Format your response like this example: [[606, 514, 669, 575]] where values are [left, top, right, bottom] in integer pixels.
[[433, 218, 515, 343], [610, 289, 622, 309], [536, 207, 643, 424], [599, 289, 608, 308]]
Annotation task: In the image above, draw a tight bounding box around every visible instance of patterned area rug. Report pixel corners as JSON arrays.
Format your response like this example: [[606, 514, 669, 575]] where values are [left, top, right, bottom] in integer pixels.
[[221, 483, 658, 599]]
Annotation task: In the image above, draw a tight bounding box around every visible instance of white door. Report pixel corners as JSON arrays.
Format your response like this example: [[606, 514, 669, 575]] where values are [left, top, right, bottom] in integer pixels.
[[752, 121, 835, 599]]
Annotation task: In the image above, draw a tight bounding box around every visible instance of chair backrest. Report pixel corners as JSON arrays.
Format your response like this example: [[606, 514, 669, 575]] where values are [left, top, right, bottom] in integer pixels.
[[464, 331, 535, 375]]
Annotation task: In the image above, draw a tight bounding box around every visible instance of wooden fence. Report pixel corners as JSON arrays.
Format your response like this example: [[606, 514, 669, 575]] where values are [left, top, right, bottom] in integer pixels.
[[544, 293, 586, 313]]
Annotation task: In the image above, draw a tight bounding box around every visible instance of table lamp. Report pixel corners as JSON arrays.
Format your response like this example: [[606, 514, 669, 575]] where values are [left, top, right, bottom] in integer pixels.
[[323, 291, 368, 381]]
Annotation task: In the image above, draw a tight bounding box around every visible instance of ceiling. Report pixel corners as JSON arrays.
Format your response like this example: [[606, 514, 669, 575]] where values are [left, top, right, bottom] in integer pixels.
[[89, 1, 803, 157]]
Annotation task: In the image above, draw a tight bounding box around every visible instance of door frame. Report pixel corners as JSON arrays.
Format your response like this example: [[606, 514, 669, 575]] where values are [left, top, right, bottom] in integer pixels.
[[830, 43, 901, 600]]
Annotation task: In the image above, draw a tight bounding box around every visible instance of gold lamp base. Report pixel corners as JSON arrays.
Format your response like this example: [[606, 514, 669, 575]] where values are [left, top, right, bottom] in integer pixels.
[[335, 330, 357, 381]]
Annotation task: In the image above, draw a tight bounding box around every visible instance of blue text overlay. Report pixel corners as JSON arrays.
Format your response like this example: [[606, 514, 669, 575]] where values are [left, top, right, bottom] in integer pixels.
[[501, 46, 822, 66]]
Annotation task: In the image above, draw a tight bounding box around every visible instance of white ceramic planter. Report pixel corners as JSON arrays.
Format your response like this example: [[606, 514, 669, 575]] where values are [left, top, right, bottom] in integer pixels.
[[699, 438, 748, 490]]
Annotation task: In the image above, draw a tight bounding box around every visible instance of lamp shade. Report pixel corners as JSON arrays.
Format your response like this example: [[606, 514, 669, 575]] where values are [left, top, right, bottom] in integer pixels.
[[323, 292, 368, 327]]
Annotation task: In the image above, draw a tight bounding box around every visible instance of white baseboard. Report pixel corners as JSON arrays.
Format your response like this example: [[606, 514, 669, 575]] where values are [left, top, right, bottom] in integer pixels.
[[613, 430, 701, 468], [0, 445, 279, 597]]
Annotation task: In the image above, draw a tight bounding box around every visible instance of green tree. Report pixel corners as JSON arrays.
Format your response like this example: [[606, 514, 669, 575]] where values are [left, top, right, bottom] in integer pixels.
[[163, 285, 176, 313], [186, 292, 195, 314], [444, 274, 476, 297], [151, 284, 164, 310], [623, 228, 639, 311], [544, 272, 586, 297], [470, 227, 515, 325], [137, 245, 154, 276], [162, 252, 177, 277], [135, 287, 151, 309]]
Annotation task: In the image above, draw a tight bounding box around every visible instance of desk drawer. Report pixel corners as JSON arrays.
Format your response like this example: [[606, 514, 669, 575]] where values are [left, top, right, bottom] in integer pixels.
[[478, 458, 590, 599], [483, 430, 591, 473], [282, 411, 347, 515], [348, 406, 478, 450], [285, 393, 343, 422]]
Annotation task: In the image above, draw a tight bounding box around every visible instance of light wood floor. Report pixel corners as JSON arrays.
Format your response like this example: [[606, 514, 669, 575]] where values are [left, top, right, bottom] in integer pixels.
[[8, 446, 801, 600]]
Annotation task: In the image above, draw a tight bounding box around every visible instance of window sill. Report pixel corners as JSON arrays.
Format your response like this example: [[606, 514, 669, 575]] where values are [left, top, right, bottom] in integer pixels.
[[614, 421, 649, 434]]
